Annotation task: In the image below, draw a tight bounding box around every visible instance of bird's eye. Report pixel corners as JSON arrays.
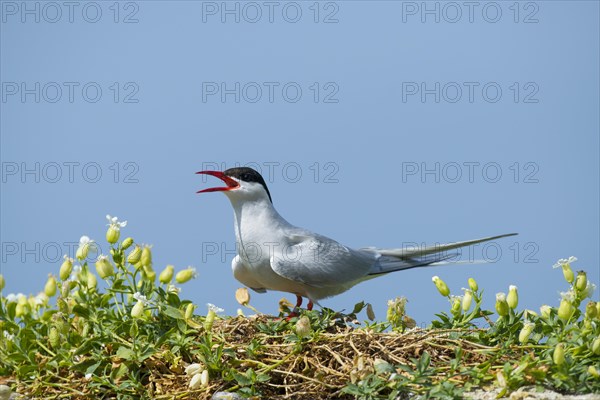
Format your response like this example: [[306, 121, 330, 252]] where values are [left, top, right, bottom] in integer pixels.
[[242, 173, 250, 181]]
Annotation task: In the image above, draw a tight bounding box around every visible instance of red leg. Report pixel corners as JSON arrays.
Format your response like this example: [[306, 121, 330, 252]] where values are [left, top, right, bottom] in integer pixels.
[[307, 300, 313, 311], [295, 295, 303, 308]]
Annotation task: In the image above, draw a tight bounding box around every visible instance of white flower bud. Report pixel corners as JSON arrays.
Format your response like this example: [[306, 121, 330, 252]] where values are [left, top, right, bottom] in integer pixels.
[[235, 287, 250, 306], [176, 267, 197, 284], [127, 245, 142, 264], [495, 293, 509, 317], [44, 275, 57, 297], [432, 276, 450, 297], [159, 265, 174, 284], [131, 300, 144, 318], [518, 322, 535, 344], [296, 316, 311, 338], [185, 363, 203, 376], [95, 255, 115, 279], [507, 285, 518, 309], [59, 256, 73, 280], [462, 289, 473, 312], [467, 278, 478, 292], [189, 372, 202, 389]]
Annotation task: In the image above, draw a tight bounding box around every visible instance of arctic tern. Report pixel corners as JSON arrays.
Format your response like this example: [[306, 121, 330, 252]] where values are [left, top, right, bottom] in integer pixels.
[[197, 167, 516, 311]]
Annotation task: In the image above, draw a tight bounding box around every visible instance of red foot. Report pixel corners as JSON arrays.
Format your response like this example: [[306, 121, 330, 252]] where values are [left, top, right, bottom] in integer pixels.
[[279, 296, 314, 320]]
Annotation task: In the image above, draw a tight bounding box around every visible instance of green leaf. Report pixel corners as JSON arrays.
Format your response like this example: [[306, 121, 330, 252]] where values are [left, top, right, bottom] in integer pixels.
[[85, 361, 102, 377], [232, 370, 251, 386], [73, 304, 90, 319], [116, 346, 136, 361], [111, 363, 129, 380], [352, 301, 366, 314], [255, 373, 270, 383], [162, 305, 184, 320], [374, 360, 394, 375]]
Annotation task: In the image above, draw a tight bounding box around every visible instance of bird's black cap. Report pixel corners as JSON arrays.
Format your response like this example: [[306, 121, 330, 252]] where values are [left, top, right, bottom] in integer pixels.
[[224, 167, 272, 203]]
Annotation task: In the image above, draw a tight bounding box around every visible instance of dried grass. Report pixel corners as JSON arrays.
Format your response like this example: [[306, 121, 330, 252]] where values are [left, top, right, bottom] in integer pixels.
[[7, 315, 510, 399]]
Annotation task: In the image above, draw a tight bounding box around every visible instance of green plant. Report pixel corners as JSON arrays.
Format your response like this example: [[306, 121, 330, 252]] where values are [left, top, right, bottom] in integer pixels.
[[0, 218, 598, 399]]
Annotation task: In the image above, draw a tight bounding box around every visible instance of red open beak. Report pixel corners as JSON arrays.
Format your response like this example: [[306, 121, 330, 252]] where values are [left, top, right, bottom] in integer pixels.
[[196, 170, 240, 193]]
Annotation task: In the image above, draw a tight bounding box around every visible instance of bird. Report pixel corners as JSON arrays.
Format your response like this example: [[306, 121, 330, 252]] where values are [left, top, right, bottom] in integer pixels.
[[196, 167, 516, 311]]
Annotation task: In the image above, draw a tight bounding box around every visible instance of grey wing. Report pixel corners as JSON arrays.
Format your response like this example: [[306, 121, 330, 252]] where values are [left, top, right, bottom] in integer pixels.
[[270, 233, 376, 288]]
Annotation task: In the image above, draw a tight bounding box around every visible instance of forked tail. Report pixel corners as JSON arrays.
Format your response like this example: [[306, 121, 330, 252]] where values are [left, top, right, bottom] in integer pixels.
[[366, 233, 518, 275]]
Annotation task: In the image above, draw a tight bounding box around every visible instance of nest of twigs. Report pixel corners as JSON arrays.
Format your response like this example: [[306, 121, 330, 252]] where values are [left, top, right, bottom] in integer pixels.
[[147, 315, 503, 399], [4, 314, 513, 399]]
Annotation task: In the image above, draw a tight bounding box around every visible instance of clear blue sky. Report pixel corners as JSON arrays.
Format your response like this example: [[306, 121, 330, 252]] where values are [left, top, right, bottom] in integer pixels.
[[1, 1, 598, 325]]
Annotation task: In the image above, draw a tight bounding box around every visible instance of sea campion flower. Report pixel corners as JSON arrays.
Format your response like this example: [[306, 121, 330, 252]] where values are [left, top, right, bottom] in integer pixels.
[[553, 256, 576, 283], [432, 276, 450, 297], [450, 295, 462, 316], [44, 275, 57, 297], [585, 302, 598, 319], [185, 303, 195, 320], [189, 373, 202, 389], [296, 315, 311, 338], [582, 281, 596, 299], [185, 363, 203, 376], [519, 321, 535, 344], [95, 255, 115, 279], [553, 343, 565, 365], [87, 272, 97, 290], [59, 255, 74, 280], [127, 245, 142, 264], [6, 293, 25, 303], [200, 370, 209, 387], [467, 278, 478, 292], [32, 292, 48, 308], [235, 287, 250, 306], [48, 326, 60, 348], [121, 237, 134, 250], [575, 271, 588, 292], [133, 292, 148, 304], [159, 265, 175, 284], [560, 290, 576, 303], [131, 300, 145, 318], [495, 293, 509, 317], [76, 236, 96, 260], [15, 295, 28, 317], [558, 297, 575, 322], [462, 289, 473, 311], [207, 303, 224, 314], [106, 215, 127, 244], [507, 285, 518, 309], [540, 305, 552, 319], [387, 297, 407, 326], [176, 267, 197, 284], [141, 245, 152, 267], [204, 303, 224, 331], [167, 284, 181, 295], [188, 369, 209, 389], [142, 264, 155, 282]]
